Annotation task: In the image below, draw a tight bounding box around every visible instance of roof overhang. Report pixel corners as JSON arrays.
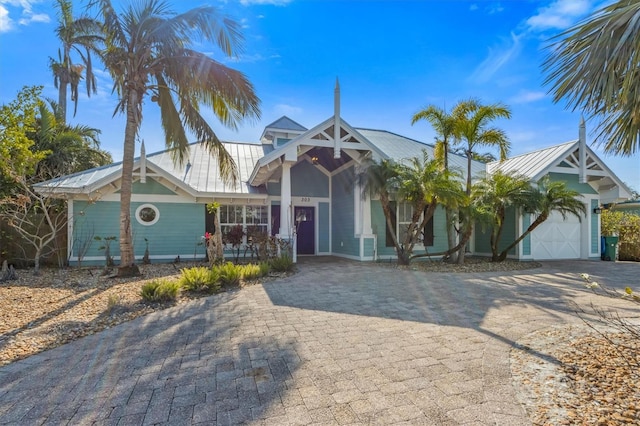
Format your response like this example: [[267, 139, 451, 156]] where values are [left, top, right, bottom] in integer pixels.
[[249, 116, 386, 186]]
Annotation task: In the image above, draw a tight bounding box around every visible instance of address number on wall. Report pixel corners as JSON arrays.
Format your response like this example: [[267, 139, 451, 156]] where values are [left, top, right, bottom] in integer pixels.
[[300, 197, 311, 202]]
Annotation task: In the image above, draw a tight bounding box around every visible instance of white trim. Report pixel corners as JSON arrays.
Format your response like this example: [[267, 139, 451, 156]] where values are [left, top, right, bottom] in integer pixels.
[[68, 201, 74, 261], [135, 204, 160, 226]]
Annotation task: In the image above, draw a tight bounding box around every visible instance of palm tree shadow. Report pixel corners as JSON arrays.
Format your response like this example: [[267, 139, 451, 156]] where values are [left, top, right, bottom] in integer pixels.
[[0, 292, 300, 424], [262, 258, 601, 365]]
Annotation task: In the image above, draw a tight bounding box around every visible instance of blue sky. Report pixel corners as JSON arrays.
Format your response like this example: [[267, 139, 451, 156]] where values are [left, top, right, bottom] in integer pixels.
[[1, 0, 638, 192]]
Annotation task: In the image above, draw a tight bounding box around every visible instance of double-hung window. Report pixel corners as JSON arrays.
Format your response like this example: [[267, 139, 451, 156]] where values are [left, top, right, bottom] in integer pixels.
[[385, 202, 434, 247]]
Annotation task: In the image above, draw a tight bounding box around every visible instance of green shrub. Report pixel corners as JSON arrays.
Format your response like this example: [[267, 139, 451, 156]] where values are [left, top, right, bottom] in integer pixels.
[[258, 261, 271, 277], [179, 266, 221, 293], [217, 262, 241, 286], [602, 210, 640, 261], [140, 279, 181, 302], [270, 255, 294, 272], [240, 264, 262, 280]]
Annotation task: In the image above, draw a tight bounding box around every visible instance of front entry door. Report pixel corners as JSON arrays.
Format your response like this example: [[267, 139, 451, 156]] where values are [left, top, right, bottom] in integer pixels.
[[295, 207, 315, 255]]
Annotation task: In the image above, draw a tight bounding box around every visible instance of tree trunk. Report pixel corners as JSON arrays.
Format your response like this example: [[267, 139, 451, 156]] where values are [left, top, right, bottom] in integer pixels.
[[34, 247, 41, 275], [446, 209, 458, 263], [117, 91, 140, 277], [496, 213, 548, 262], [58, 81, 68, 123], [207, 212, 224, 265]]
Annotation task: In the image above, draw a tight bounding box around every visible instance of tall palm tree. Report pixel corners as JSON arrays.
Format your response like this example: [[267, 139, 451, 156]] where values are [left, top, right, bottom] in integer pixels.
[[92, 0, 260, 276], [453, 99, 511, 263], [49, 0, 102, 123], [455, 99, 511, 194], [411, 105, 459, 170], [543, 0, 640, 156], [411, 103, 463, 261]]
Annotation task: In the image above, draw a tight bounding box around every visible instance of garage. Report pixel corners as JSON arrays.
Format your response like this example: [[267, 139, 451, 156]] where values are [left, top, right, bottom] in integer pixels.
[[531, 211, 582, 260]]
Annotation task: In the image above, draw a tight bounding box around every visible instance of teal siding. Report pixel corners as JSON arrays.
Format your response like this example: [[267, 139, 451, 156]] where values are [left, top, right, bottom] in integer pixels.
[[522, 213, 531, 256], [371, 200, 394, 257], [132, 202, 204, 259], [363, 237, 375, 258], [371, 202, 448, 258], [267, 182, 281, 196], [131, 178, 176, 195], [275, 137, 291, 147], [72, 201, 120, 263], [591, 199, 599, 254], [291, 162, 329, 197], [331, 167, 358, 256], [547, 173, 598, 195], [431, 206, 448, 252], [71, 200, 205, 265], [318, 202, 330, 252], [475, 206, 517, 255]]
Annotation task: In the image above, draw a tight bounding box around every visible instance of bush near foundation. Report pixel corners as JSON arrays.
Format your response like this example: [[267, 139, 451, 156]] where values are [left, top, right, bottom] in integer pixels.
[[601, 210, 640, 261]]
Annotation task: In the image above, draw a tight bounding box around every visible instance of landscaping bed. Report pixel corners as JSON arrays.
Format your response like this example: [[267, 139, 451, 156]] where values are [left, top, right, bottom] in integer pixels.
[[0, 262, 280, 366]]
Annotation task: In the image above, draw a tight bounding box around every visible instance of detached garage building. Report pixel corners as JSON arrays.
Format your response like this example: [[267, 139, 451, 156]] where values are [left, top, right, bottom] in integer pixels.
[[475, 119, 633, 261]]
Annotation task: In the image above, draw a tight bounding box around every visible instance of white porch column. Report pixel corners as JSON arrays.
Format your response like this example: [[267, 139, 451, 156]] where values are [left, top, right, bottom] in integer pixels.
[[279, 161, 295, 261]]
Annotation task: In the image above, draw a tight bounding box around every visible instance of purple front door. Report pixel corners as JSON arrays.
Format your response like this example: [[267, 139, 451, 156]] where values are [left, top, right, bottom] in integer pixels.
[[295, 207, 315, 255]]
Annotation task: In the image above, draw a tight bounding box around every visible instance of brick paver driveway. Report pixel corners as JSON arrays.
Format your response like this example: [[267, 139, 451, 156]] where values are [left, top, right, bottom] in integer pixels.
[[1, 258, 638, 425]]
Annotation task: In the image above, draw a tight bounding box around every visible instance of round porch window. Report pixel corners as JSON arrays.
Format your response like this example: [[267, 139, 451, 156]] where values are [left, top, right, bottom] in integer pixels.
[[136, 204, 159, 226]]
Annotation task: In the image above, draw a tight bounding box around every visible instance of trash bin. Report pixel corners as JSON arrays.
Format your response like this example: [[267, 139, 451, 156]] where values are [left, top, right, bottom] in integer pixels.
[[602, 236, 619, 261]]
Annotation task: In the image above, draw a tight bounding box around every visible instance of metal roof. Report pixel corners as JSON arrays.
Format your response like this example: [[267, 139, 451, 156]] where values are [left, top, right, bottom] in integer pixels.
[[263, 116, 308, 132], [487, 141, 576, 180], [356, 128, 486, 179], [34, 142, 268, 196]]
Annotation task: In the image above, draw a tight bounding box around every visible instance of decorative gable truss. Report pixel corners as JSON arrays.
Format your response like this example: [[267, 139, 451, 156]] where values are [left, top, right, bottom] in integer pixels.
[[550, 146, 607, 182]]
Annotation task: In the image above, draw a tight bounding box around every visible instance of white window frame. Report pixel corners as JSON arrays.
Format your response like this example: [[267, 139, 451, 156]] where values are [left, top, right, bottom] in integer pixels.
[[135, 203, 160, 226]]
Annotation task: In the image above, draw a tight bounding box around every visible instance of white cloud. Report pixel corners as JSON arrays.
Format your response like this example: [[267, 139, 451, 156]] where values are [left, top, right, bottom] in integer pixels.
[[0, 5, 12, 32], [240, 17, 249, 29], [469, 4, 478, 11], [487, 2, 504, 14], [19, 11, 48, 25], [526, 0, 592, 31], [469, 32, 522, 84], [274, 103, 302, 117], [240, 0, 292, 5], [509, 90, 546, 104], [0, 0, 49, 32]]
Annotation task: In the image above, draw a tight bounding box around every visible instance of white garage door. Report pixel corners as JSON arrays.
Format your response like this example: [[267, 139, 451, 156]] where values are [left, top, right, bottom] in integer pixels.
[[531, 211, 581, 260]]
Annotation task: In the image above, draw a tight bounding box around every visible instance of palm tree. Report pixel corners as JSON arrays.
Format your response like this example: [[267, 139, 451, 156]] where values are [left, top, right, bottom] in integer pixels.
[[473, 171, 534, 262], [473, 172, 586, 262], [361, 151, 465, 265], [411, 103, 463, 261], [453, 99, 511, 263], [395, 151, 466, 264], [49, 0, 102, 123], [454, 99, 511, 194], [543, 0, 640, 156], [31, 101, 112, 179], [497, 176, 586, 261], [92, 0, 260, 276], [411, 105, 459, 170]]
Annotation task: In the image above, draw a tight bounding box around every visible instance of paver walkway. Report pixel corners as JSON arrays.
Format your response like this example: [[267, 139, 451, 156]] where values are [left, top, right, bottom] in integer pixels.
[[0, 259, 638, 425]]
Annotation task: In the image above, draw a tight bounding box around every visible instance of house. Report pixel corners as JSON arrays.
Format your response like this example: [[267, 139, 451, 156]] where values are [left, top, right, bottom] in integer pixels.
[[35, 85, 632, 265]]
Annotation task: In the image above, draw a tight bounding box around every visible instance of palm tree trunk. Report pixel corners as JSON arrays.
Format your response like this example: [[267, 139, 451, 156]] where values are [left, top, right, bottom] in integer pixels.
[[58, 80, 68, 123], [497, 213, 548, 262], [446, 209, 458, 263], [117, 90, 140, 277]]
